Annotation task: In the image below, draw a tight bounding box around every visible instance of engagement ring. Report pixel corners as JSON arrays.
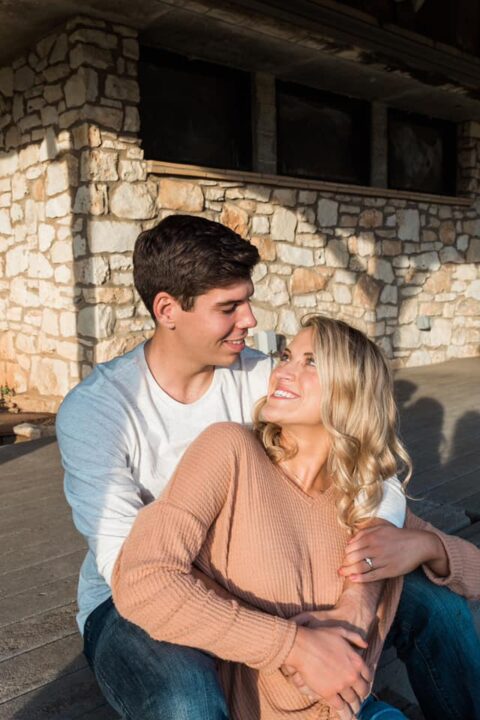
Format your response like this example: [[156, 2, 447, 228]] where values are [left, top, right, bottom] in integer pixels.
[[364, 557, 374, 571]]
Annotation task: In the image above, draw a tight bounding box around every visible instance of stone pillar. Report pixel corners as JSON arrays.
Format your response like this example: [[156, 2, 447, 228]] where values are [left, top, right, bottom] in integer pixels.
[[67, 17, 156, 369], [252, 72, 277, 174], [370, 102, 388, 188], [0, 16, 155, 411], [0, 32, 82, 407]]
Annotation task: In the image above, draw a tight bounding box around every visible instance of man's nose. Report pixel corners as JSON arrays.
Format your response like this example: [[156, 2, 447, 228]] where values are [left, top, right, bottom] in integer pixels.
[[237, 302, 257, 329]]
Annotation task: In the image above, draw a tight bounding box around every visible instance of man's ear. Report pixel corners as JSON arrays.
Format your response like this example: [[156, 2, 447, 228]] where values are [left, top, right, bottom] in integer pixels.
[[152, 292, 180, 330]]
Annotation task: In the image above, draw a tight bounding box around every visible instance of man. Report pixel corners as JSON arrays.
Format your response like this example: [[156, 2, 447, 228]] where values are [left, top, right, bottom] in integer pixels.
[[58, 215, 479, 720]]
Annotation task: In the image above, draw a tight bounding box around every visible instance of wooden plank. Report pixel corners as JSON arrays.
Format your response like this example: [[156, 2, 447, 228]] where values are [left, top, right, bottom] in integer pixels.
[[77, 705, 119, 720], [0, 603, 77, 662], [0, 521, 83, 561], [0, 496, 73, 535], [0, 437, 59, 472], [454, 489, 480, 519], [411, 447, 480, 488], [0, 482, 63, 509], [424, 468, 480, 506], [0, 634, 85, 703], [0, 575, 78, 628], [0, 533, 84, 576], [0, 549, 85, 599], [0, 466, 61, 495], [457, 521, 480, 547], [0, 471, 60, 495], [0, 666, 111, 720]]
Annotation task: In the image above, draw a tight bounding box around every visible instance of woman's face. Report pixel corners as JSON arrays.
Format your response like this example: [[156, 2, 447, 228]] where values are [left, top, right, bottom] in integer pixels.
[[262, 327, 323, 428]]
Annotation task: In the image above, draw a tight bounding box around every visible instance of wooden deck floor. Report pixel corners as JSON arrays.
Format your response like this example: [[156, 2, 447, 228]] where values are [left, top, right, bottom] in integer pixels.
[[0, 356, 479, 719]]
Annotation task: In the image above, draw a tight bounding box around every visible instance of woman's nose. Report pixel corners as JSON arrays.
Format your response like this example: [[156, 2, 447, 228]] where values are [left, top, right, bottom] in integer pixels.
[[276, 362, 298, 380]]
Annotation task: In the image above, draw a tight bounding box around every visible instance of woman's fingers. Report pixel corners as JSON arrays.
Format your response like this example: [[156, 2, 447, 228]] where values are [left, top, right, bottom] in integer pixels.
[[340, 559, 381, 577], [347, 525, 380, 545], [348, 568, 384, 583], [343, 544, 379, 564]]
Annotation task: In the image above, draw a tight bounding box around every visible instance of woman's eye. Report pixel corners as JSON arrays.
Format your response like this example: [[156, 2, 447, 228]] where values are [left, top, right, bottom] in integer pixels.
[[277, 353, 289, 363], [306, 357, 316, 367]]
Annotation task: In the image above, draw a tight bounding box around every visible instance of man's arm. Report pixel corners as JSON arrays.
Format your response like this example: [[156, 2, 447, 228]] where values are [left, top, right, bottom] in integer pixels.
[[57, 388, 144, 589]]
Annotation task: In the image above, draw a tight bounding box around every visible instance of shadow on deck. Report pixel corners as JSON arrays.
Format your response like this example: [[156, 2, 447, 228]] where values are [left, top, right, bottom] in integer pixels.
[[1, 356, 479, 719]]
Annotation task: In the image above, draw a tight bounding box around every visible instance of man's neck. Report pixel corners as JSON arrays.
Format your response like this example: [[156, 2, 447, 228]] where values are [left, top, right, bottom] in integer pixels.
[[144, 334, 215, 405]]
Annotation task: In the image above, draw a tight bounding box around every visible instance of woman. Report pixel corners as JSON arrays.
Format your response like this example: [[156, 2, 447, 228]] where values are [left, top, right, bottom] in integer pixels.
[[112, 316, 480, 720]]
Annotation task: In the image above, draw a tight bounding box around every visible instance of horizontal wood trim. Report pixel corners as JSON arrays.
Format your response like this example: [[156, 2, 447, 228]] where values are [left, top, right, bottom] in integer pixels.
[[147, 160, 473, 207]]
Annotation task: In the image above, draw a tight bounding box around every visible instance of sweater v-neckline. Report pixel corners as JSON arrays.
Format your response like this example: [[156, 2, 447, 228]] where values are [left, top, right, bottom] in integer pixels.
[[273, 462, 337, 505]]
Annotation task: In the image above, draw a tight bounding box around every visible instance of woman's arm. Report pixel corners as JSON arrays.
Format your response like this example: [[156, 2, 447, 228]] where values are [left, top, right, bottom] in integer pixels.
[[111, 423, 296, 673]]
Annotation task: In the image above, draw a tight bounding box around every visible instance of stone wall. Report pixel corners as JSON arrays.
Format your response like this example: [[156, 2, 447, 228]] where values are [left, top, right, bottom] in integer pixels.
[[156, 178, 480, 368], [0, 15, 479, 412]]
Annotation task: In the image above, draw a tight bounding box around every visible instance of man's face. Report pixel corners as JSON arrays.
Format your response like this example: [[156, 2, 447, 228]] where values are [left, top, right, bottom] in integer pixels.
[[173, 279, 257, 368]]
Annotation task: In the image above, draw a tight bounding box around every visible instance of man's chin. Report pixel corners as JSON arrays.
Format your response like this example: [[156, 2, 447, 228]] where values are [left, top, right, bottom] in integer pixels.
[[222, 339, 246, 354], [214, 345, 243, 367]]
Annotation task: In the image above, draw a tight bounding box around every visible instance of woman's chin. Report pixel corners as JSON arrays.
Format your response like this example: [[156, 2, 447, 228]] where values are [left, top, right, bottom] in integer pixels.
[[260, 406, 284, 425]]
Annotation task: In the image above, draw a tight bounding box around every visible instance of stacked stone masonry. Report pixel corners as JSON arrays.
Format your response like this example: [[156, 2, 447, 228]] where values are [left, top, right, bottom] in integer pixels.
[[0, 15, 479, 411]]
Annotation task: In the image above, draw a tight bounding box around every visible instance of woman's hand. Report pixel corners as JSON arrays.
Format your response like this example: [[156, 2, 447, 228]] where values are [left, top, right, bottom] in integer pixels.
[[339, 524, 449, 582]]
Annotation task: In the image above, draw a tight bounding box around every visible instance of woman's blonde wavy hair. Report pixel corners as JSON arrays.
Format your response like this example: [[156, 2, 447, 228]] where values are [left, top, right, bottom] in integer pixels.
[[253, 315, 412, 530]]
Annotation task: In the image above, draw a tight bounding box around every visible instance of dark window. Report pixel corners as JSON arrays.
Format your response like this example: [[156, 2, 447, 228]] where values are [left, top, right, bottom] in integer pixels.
[[388, 110, 457, 195], [276, 81, 370, 185], [139, 47, 252, 171]]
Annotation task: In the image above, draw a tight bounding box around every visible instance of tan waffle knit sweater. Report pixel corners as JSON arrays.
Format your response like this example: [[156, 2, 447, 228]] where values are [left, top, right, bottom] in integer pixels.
[[112, 423, 480, 720]]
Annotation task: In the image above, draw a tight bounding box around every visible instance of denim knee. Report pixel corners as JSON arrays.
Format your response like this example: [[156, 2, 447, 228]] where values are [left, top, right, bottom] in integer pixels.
[[142, 670, 228, 720], [397, 570, 469, 628], [85, 599, 229, 720]]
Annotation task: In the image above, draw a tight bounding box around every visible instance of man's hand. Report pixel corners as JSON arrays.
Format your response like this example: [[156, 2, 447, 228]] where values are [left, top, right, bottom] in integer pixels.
[[283, 624, 371, 717], [340, 524, 449, 582]]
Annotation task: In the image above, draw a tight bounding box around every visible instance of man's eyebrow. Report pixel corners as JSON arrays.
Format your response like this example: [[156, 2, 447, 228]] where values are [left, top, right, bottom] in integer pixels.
[[214, 299, 240, 307], [214, 294, 252, 307]]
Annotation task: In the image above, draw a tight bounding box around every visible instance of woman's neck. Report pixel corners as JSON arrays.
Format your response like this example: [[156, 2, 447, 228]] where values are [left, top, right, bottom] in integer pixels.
[[279, 426, 332, 496]]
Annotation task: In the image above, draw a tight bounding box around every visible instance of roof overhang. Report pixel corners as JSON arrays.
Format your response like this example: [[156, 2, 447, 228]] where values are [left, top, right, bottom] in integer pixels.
[[2, 0, 480, 121]]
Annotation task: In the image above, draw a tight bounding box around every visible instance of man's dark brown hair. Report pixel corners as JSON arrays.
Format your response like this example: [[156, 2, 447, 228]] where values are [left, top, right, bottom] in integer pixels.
[[133, 214, 260, 319]]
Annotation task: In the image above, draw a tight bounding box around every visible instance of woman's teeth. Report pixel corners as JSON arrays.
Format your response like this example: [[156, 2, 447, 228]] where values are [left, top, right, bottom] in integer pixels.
[[273, 390, 297, 399]]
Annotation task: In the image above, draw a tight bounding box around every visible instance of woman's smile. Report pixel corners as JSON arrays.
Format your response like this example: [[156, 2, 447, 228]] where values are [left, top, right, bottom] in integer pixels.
[[270, 387, 300, 400]]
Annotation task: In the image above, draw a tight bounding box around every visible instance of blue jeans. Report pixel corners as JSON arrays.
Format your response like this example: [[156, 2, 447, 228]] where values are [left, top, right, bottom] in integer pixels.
[[84, 571, 480, 719], [83, 596, 228, 720], [384, 569, 480, 720]]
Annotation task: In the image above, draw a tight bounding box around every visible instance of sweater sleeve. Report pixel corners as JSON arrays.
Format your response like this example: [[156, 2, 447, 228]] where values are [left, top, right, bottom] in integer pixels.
[[111, 423, 297, 673], [405, 509, 480, 599]]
